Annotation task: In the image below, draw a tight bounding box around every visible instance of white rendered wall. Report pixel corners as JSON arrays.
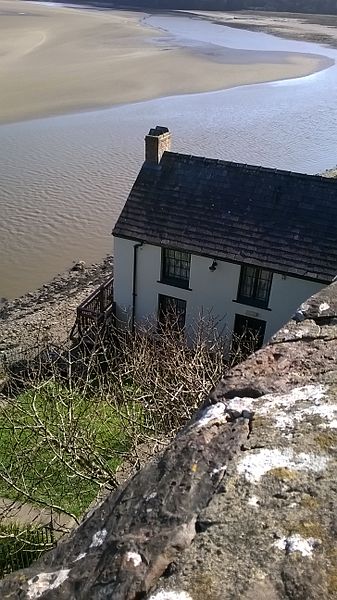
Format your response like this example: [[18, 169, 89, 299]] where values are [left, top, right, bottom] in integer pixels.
[[113, 237, 135, 322], [113, 238, 324, 343]]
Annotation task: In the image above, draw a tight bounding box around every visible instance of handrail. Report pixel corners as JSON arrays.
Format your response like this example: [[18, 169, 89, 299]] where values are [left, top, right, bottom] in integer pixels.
[[77, 276, 113, 314], [72, 275, 114, 339]]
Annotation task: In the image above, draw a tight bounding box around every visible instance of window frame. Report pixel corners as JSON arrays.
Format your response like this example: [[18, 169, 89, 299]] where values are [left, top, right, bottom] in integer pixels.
[[158, 294, 187, 331], [232, 313, 267, 358], [237, 264, 273, 309], [160, 247, 191, 289]]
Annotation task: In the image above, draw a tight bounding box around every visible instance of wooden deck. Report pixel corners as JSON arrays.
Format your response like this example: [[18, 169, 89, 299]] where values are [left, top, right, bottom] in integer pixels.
[[70, 275, 115, 340]]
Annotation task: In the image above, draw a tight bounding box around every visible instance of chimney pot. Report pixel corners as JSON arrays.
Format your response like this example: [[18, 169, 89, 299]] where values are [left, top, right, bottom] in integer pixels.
[[145, 126, 171, 165]]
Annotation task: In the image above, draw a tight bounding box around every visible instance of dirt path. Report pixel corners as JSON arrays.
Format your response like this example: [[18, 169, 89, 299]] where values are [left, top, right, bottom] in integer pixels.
[[0, 498, 76, 532]]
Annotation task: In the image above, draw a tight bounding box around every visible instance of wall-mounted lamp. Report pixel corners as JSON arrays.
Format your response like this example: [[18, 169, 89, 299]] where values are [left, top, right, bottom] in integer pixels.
[[209, 260, 217, 272]]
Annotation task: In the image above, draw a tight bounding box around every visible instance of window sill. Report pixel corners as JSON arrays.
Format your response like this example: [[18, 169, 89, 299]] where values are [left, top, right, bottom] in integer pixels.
[[158, 280, 192, 291], [233, 299, 271, 311]]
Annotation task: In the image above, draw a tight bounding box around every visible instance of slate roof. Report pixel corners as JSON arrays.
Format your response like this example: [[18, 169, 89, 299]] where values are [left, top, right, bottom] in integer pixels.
[[113, 152, 337, 282]]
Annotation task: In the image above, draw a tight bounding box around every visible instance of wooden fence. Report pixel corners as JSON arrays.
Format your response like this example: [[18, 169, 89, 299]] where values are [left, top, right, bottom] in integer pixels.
[[71, 275, 114, 339]]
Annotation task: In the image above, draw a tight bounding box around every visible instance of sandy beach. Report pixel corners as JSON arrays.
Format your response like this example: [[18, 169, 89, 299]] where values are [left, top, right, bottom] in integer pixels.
[[0, 1, 331, 124]]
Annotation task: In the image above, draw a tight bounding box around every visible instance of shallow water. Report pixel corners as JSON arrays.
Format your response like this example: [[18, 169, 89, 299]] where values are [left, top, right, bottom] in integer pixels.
[[1, 13, 337, 299]]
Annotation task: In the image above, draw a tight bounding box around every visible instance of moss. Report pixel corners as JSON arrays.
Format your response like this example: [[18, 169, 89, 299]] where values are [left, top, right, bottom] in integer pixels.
[[326, 549, 337, 597], [189, 572, 223, 600], [300, 495, 320, 510], [251, 415, 268, 429], [327, 572, 337, 597], [290, 520, 325, 540], [268, 467, 298, 481], [314, 431, 337, 451]]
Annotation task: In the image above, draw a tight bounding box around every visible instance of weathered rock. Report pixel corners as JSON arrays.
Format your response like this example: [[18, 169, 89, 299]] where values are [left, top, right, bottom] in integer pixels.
[[71, 261, 86, 272], [0, 409, 250, 598], [148, 281, 337, 600], [1, 282, 337, 598]]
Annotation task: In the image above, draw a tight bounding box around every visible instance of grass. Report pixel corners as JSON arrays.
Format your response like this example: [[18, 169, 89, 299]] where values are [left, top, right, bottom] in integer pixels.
[[0, 522, 55, 577], [0, 315, 232, 522], [0, 381, 140, 517]]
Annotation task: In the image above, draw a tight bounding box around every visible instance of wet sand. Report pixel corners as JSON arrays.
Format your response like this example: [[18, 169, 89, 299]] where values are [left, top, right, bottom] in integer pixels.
[[0, 1, 330, 124]]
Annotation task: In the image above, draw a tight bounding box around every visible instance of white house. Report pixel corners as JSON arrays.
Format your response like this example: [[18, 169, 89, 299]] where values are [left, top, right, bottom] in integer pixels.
[[112, 126, 337, 348]]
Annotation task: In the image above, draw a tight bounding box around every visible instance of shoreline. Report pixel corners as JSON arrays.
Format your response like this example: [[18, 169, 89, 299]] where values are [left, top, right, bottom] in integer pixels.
[[0, 52, 332, 129], [2, 161, 336, 356], [181, 10, 337, 49], [0, 257, 113, 363], [0, 1, 331, 125]]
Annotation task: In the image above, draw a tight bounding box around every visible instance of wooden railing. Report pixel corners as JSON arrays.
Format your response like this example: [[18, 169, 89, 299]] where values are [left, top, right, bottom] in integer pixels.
[[71, 275, 114, 339]]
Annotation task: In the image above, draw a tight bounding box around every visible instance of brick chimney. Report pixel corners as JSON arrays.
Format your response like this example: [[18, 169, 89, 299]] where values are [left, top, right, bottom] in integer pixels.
[[145, 126, 171, 165]]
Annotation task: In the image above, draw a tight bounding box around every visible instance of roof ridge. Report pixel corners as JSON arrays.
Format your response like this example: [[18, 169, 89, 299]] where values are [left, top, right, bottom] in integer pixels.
[[163, 151, 335, 184]]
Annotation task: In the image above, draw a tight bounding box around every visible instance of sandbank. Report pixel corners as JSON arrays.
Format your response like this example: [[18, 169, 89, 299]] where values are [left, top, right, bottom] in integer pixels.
[[0, 1, 331, 124]]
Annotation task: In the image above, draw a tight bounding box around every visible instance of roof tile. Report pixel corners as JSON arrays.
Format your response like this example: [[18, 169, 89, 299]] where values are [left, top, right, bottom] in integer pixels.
[[113, 152, 337, 282]]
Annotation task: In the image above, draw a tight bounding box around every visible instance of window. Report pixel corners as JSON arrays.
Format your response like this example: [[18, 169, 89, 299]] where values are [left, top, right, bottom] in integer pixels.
[[232, 314, 266, 361], [158, 294, 186, 330], [161, 248, 191, 289], [237, 265, 272, 308]]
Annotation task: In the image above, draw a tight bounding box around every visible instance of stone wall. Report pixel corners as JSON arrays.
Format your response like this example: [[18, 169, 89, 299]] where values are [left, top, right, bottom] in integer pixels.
[[1, 281, 337, 599]]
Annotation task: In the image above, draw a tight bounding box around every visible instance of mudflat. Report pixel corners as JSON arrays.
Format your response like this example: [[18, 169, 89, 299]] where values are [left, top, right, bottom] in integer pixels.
[[0, 1, 330, 123]]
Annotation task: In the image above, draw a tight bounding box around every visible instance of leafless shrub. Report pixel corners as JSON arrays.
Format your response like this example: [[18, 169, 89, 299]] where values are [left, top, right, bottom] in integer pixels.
[[0, 312, 258, 540]]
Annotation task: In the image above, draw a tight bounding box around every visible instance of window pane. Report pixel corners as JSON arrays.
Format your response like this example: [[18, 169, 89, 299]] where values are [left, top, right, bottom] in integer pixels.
[[238, 265, 272, 307], [232, 314, 266, 360], [158, 294, 186, 330], [240, 266, 255, 298], [162, 248, 191, 285], [255, 269, 272, 301]]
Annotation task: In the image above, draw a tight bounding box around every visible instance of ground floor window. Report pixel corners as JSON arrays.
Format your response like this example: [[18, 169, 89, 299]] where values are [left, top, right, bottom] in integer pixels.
[[158, 294, 187, 330], [232, 314, 266, 361]]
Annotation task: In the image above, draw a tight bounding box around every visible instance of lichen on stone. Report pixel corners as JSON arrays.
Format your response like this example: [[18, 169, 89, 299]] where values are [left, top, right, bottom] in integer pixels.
[[125, 551, 142, 567], [27, 569, 71, 599], [274, 534, 320, 558], [89, 528, 107, 548], [148, 591, 193, 600], [237, 448, 328, 483], [267, 467, 298, 481], [194, 403, 227, 429]]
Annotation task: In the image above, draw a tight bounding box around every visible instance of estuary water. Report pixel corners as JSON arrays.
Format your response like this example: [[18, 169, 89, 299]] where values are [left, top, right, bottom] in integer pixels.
[[1, 13, 337, 298]]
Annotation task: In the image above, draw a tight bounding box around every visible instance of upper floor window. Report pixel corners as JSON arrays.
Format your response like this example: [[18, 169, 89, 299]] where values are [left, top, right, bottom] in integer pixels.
[[237, 265, 272, 308], [161, 248, 191, 289]]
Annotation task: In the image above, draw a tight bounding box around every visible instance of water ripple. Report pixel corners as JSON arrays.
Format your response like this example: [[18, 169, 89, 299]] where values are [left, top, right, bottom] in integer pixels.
[[1, 20, 337, 297]]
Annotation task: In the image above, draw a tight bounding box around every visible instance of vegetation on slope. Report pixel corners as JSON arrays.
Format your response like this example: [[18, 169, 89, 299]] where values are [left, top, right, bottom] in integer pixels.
[[0, 383, 134, 517], [0, 315, 240, 521]]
